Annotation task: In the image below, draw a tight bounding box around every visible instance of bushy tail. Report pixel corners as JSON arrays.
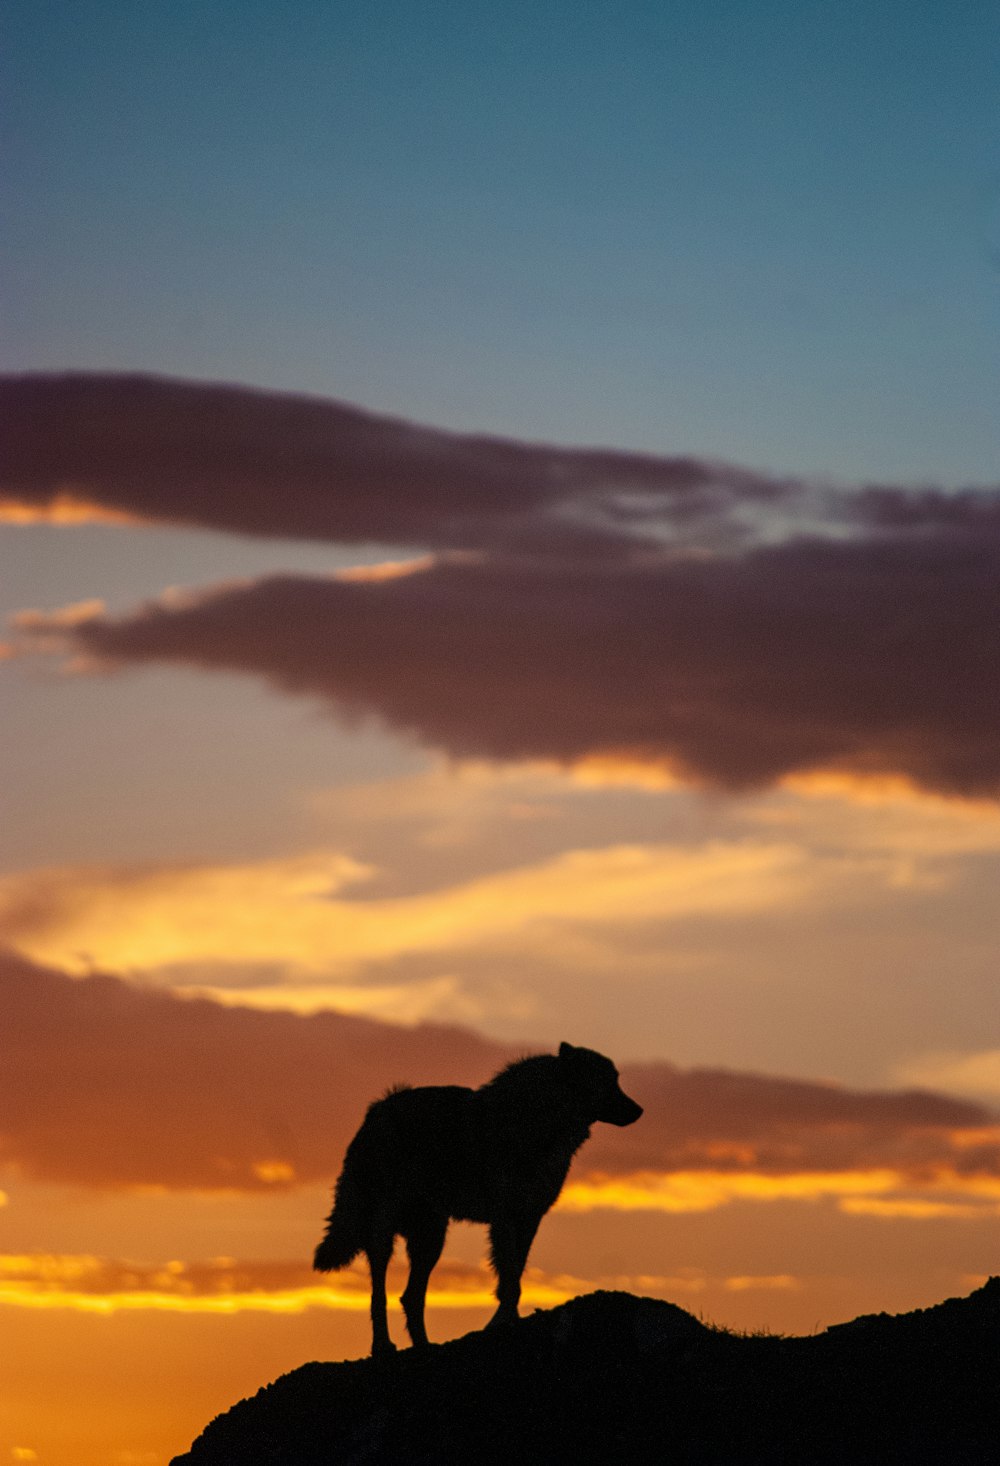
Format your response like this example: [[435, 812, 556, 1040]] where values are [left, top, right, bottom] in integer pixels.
[[313, 1168, 365, 1272]]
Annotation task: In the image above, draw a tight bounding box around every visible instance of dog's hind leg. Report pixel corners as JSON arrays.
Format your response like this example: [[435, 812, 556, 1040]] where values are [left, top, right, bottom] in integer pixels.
[[486, 1211, 542, 1330], [400, 1211, 447, 1348], [365, 1224, 396, 1357]]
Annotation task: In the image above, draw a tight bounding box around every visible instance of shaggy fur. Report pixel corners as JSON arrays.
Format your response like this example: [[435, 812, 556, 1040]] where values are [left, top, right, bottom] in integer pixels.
[[314, 1042, 643, 1355]]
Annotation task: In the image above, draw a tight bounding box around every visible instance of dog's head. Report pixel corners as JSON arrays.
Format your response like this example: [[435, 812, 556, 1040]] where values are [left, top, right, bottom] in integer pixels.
[[558, 1042, 643, 1127]]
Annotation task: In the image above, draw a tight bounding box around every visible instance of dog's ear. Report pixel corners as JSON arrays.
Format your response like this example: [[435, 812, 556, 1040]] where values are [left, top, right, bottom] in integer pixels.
[[558, 1042, 578, 1060]]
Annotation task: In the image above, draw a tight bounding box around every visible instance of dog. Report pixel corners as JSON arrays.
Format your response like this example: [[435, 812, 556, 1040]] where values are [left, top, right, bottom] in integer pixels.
[[314, 1042, 643, 1355]]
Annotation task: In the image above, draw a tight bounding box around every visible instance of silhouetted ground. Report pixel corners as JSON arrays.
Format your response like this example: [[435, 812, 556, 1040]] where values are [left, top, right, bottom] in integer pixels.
[[171, 1278, 999, 1464]]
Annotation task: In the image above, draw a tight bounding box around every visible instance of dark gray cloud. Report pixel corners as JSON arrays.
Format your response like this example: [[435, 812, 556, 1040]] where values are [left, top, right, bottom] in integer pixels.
[[2, 951, 993, 1193], [0, 372, 788, 560], [47, 532, 1000, 796], [6, 373, 998, 561], [8, 371, 999, 796]]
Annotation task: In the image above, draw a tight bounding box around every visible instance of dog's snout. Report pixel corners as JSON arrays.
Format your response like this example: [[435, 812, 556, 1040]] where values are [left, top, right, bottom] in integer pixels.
[[607, 1093, 643, 1126]]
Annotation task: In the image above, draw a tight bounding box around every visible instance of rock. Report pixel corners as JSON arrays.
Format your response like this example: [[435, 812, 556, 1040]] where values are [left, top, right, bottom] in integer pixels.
[[171, 1279, 1000, 1464]]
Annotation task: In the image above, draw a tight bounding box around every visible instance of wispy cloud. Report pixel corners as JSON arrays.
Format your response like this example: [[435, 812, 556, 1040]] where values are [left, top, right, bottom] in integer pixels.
[[0, 841, 812, 986], [0, 1253, 810, 1315], [560, 1166, 1000, 1217], [0, 1253, 575, 1314]]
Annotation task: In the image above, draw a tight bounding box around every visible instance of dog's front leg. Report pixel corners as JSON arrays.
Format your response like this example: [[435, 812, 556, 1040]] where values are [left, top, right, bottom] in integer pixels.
[[486, 1211, 541, 1329]]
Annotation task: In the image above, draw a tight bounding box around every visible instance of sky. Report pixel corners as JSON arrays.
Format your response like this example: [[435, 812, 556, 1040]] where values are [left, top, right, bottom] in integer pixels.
[[2, 3, 999, 1463]]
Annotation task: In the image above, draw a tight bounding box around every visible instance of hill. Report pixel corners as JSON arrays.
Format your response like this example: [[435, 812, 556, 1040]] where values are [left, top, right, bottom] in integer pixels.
[[171, 1277, 999, 1464]]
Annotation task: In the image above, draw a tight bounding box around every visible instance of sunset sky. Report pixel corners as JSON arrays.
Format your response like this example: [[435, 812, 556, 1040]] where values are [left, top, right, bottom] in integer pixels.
[[3, 3, 999, 1463]]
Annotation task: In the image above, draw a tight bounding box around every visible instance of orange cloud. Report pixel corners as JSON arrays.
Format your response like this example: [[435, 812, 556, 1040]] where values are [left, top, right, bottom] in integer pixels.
[[3, 951, 997, 1198], [0, 949, 508, 1190], [724, 1275, 799, 1292], [558, 1167, 1000, 1216], [0, 1253, 821, 1317], [0, 1254, 608, 1316], [780, 769, 999, 810], [839, 1198, 991, 1220], [333, 555, 441, 582], [0, 493, 138, 526], [562, 754, 684, 792], [559, 1169, 904, 1212], [761, 772, 1000, 864]]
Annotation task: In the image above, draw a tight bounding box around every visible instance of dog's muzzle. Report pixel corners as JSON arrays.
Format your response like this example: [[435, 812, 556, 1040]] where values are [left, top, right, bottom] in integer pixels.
[[605, 1093, 644, 1127]]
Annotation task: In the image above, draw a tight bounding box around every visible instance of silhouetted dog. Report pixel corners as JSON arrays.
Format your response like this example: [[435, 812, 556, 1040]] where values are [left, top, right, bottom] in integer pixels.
[[314, 1042, 643, 1355]]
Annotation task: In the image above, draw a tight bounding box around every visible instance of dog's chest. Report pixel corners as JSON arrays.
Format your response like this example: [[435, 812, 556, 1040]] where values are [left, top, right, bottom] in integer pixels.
[[525, 1143, 576, 1206], [505, 1123, 589, 1206]]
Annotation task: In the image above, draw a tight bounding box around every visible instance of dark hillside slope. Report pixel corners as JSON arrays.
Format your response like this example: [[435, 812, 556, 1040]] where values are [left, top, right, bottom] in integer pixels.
[[171, 1278, 1000, 1465]]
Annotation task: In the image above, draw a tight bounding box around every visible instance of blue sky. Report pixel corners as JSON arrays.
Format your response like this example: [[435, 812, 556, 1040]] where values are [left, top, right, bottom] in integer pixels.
[[6, 0, 997, 478]]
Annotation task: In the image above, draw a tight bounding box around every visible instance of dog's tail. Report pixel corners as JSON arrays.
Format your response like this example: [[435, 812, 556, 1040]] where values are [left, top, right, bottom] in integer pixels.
[[314, 1166, 365, 1272]]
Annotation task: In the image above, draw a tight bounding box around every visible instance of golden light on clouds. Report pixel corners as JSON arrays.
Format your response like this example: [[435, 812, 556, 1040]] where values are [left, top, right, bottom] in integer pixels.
[[0, 852, 372, 975], [0, 1255, 577, 1316], [557, 1166, 1000, 1216], [562, 754, 683, 792], [250, 1161, 297, 1184], [2, 1240, 989, 1329], [194, 973, 485, 1023], [779, 767, 1000, 817], [11, 599, 108, 631], [779, 770, 952, 805], [0, 839, 810, 994], [0, 493, 139, 526], [333, 555, 439, 582], [838, 1198, 988, 1220], [724, 1275, 799, 1292], [0, 1254, 821, 1319], [560, 1169, 901, 1213]]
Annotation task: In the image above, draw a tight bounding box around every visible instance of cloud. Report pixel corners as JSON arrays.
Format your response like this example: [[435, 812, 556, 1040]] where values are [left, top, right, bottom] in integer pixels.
[[0, 948, 507, 1191], [0, 492, 139, 526], [0, 841, 813, 989], [582, 1062, 1000, 1183], [559, 1168, 1000, 1216], [3, 951, 997, 1200], [20, 526, 999, 798], [0, 1253, 576, 1315], [896, 1050, 1000, 1103], [0, 1253, 810, 1315], [7, 372, 999, 799], [0, 372, 786, 560], [4, 372, 998, 560]]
